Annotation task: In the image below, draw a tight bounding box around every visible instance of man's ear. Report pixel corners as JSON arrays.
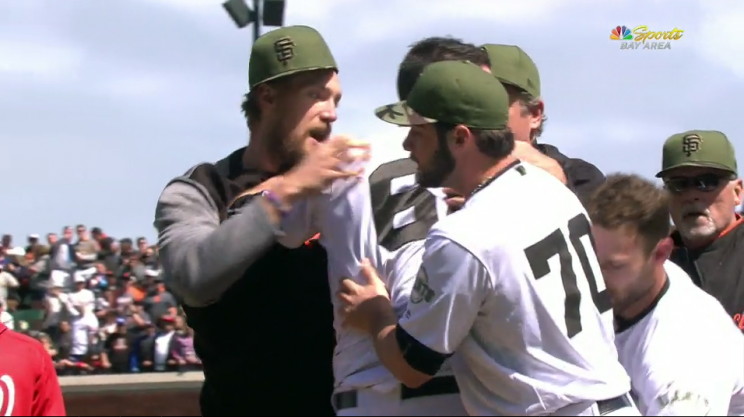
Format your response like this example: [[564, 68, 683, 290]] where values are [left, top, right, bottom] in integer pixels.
[[256, 84, 278, 109], [655, 237, 673, 263], [733, 178, 743, 206], [528, 99, 544, 131], [451, 124, 470, 147]]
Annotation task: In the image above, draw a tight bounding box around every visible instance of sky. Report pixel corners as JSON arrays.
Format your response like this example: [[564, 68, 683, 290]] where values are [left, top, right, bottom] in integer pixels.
[[1, 0, 743, 244]]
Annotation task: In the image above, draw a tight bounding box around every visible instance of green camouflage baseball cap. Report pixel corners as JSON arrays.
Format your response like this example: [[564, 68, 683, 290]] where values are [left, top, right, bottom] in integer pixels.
[[481, 44, 540, 98], [374, 61, 509, 129], [248, 25, 337, 89], [656, 130, 737, 178]]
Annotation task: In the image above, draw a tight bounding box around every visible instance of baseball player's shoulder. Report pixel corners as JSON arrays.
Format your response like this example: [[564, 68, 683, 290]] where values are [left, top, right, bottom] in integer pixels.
[[636, 272, 738, 353], [159, 148, 244, 212], [664, 262, 734, 325], [521, 161, 581, 200], [0, 326, 49, 372], [426, 207, 502, 256]]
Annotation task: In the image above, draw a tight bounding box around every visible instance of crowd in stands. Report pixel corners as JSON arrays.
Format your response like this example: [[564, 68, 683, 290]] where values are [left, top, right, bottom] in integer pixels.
[[0, 227, 200, 375]]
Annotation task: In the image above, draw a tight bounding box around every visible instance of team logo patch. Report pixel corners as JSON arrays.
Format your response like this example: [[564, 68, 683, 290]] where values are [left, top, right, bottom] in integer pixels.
[[410, 267, 435, 304], [656, 386, 710, 415], [274, 36, 296, 65], [681, 133, 703, 157], [374, 103, 405, 121]]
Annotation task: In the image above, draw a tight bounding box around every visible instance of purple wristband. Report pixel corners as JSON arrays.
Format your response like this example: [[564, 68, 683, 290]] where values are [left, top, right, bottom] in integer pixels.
[[261, 190, 290, 218]]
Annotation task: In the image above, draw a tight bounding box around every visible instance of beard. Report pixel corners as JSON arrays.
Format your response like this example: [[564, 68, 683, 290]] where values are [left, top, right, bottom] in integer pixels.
[[266, 121, 332, 174], [416, 140, 456, 188], [676, 203, 718, 241]]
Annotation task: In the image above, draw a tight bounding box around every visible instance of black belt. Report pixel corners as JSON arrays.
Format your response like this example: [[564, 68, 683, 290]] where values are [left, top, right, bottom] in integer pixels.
[[333, 376, 459, 410], [597, 393, 633, 415]]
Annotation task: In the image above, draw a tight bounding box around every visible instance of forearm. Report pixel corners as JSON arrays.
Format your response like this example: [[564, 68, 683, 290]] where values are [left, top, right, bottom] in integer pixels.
[[370, 301, 431, 388], [131, 313, 145, 326], [63, 300, 80, 317], [258, 175, 303, 224], [371, 309, 406, 374], [77, 252, 97, 262], [170, 350, 185, 361], [156, 180, 294, 306]]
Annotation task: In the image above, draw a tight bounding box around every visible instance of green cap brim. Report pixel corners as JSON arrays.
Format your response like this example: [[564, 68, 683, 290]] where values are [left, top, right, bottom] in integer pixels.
[[655, 162, 737, 178], [374, 101, 437, 126], [249, 65, 337, 90]]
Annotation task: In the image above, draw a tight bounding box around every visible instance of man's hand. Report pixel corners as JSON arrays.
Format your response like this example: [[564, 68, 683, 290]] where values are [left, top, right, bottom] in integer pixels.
[[337, 259, 390, 334], [442, 188, 465, 213], [281, 135, 371, 201], [512, 141, 567, 184]]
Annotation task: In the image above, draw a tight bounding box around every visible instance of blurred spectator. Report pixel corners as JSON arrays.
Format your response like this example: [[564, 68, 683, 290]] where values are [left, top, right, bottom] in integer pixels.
[[24, 234, 40, 256], [97, 237, 120, 274], [46, 232, 57, 247], [0, 227, 196, 376], [38, 332, 57, 357], [74, 225, 98, 270], [119, 238, 135, 259], [0, 263, 19, 306], [140, 316, 179, 372], [42, 280, 70, 340], [1, 234, 11, 252], [101, 318, 133, 373], [141, 274, 177, 322], [171, 315, 199, 370], [90, 227, 105, 243], [0, 301, 14, 330], [50, 227, 75, 276]]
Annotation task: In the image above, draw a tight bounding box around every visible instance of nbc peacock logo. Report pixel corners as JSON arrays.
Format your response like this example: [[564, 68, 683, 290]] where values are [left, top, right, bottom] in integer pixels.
[[611, 25, 684, 50], [610, 26, 633, 41]]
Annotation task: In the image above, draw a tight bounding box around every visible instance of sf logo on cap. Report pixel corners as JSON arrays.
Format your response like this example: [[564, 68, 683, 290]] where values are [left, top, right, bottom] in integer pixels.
[[274, 36, 296, 65], [682, 134, 703, 157]]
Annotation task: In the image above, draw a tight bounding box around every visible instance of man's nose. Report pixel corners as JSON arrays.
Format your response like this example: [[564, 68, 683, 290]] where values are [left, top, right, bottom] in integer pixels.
[[681, 189, 706, 203], [402, 134, 413, 152], [320, 101, 337, 123]]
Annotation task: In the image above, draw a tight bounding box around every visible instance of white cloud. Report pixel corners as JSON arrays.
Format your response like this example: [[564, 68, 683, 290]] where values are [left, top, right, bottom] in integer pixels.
[[0, 40, 84, 80], [144, 0, 221, 12], [91, 71, 177, 101], [146, 0, 593, 43], [694, 0, 744, 78], [350, 0, 593, 42]]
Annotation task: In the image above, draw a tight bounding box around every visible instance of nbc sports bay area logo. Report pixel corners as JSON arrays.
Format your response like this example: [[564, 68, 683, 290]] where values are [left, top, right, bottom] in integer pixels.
[[611, 25, 684, 50]]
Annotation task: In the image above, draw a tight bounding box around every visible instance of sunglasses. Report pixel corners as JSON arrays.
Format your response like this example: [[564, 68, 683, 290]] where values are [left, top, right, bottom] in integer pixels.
[[663, 173, 733, 194]]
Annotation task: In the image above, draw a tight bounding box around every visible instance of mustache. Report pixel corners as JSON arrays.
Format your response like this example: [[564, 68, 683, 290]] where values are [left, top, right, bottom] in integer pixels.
[[680, 204, 711, 217], [309, 125, 332, 141]]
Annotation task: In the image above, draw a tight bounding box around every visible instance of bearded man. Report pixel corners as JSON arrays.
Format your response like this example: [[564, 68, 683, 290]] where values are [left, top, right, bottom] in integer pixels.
[[660, 130, 744, 332], [155, 25, 368, 415]]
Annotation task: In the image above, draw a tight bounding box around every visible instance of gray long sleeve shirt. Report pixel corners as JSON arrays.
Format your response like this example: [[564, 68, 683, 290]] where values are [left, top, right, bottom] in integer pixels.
[[154, 159, 280, 307]]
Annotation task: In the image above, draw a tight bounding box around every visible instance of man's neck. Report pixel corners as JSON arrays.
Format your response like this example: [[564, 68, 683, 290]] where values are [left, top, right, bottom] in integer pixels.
[[680, 234, 716, 251], [457, 155, 518, 197], [616, 266, 667, 320], [243, 127, 280, 174]]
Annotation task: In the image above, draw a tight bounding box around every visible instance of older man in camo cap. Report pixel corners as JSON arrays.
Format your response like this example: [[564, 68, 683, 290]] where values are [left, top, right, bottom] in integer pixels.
[[661, 131, 744, 328]]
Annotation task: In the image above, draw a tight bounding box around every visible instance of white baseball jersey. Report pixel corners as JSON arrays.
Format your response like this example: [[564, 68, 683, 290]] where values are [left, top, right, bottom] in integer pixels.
[[397, 161, 631, 416], [615, 261, 744, 416], [278, 158, 450, 391]]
